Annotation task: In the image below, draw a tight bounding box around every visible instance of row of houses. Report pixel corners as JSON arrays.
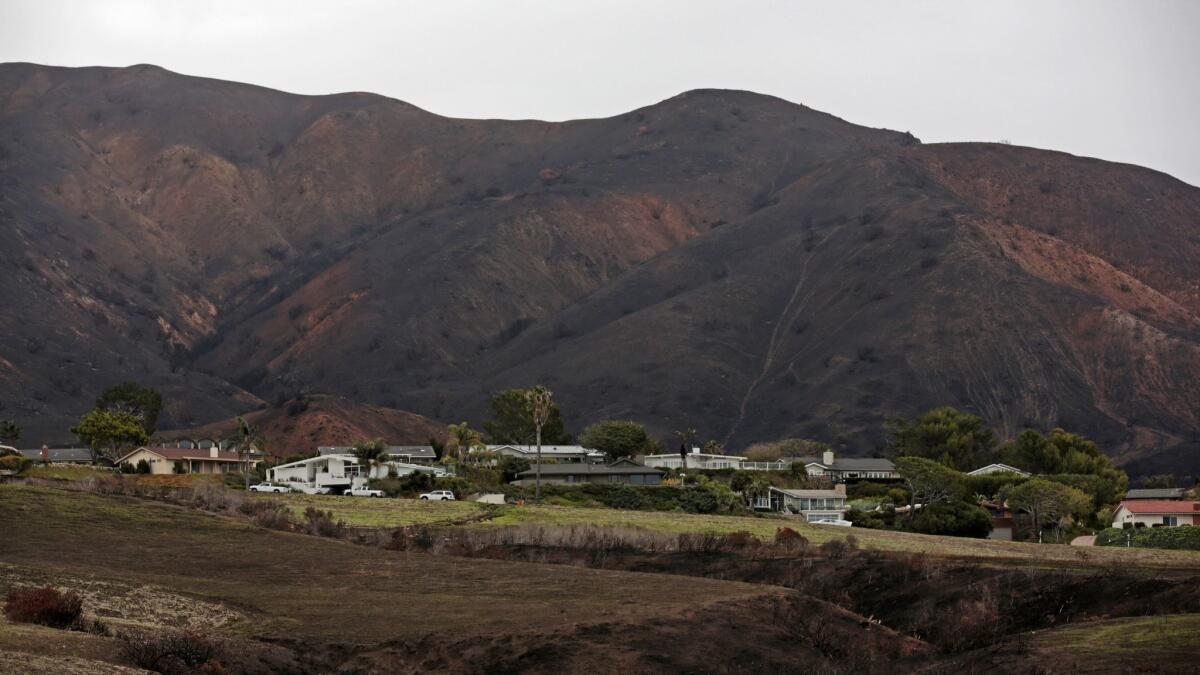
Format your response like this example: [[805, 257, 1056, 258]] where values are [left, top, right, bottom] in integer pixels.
[[642, 449, 900, 482]]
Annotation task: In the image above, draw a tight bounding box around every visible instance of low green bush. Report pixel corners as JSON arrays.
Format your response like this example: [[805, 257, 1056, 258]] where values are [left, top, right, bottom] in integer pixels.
[[0, 454, 32, 474], [912, 501, 993, 538], [1095, 526, 1200, 550]]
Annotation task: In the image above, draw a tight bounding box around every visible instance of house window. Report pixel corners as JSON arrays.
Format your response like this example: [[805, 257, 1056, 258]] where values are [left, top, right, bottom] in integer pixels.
[[1163, 516, 1178, 526]]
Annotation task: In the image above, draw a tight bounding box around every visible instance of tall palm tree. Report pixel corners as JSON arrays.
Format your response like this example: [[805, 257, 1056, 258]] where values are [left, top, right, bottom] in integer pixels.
[[525, 385, 553, 502], [352, 438, 387, 484], [235, 416, 258, 489], [447, 422, 482, 465]]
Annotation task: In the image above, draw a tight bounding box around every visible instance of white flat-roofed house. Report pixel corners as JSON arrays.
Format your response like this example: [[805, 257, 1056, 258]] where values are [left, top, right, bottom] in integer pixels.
[[268, 453, 446, 493], [642, 449, 745, 470], [768, 485, 849, 523]]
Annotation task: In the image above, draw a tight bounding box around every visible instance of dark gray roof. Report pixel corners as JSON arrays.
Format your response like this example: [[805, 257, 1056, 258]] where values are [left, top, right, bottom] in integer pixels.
[[384, 446, 437, 459], [18, 447, 94, 462], [770, 487, 847, 499], [781, 456, 895, 471], [318, 445, 436, 459], [517, 462, 663, 477], [1126, 488, 1185, 500]]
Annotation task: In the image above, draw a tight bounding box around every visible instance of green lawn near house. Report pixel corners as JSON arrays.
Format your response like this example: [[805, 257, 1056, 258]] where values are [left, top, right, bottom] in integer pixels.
[[482, 503, 1200, 568], [22, 465, 110, 481], [247, 491, 483, 526]]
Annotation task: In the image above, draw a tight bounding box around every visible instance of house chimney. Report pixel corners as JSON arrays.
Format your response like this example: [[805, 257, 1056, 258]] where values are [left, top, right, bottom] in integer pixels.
[[210, 447, 219, 458], [823, 450, 835, 466], [834, 484, 846, 496]]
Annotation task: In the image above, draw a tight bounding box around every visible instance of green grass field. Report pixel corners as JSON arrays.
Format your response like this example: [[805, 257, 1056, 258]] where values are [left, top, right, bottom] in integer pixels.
[[248, 491, 1200, 568], [250, 492, 483, 527], [1030, 614, 1200, 671], [483, 503, 1200, 567], [22, 465, 110, 481]]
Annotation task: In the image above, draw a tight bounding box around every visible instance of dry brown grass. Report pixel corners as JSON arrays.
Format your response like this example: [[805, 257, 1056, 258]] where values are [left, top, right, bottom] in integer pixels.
[[0, 484, 769, 645]]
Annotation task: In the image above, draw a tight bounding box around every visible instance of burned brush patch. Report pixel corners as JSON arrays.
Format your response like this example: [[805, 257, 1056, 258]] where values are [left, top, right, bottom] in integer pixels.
[[3, 586, 83, 629]]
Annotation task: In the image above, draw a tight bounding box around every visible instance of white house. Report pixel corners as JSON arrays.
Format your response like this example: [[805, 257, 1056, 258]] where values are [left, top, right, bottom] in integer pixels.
[[267, 453, 445, 493], [643, 448, 896, 481], [478, 444, 605, 464], [966, 463, 1031, 477], [1111, 500, 1199, 528], [768, 485, 849, 523], [642, 448, 746, 470]]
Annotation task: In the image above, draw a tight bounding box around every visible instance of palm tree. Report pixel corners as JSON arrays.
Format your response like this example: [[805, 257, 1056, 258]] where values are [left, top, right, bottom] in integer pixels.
[[234, 416, 258, 489], [352, 438, 387, 484], [447, 422, 482, 465], [525, 385, 553, 502], [749, 476, 772, 509]]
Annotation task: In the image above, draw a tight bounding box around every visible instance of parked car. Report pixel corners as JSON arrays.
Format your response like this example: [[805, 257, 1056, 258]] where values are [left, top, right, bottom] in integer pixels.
[[249, 482, 290, 493], [420, 490, 456, 501], [346, 485, 385, 497]]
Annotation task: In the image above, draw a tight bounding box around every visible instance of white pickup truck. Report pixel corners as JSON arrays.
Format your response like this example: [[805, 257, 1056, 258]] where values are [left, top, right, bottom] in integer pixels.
[[345, 485, 385, 497], [419, 490, 456, 501], [248, 482, 290, 493]]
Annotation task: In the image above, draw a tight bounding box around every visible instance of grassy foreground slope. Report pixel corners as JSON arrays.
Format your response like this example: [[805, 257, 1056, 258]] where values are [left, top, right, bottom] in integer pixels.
[[0, 485, 771, 644], [255, 493, 1200, 568]]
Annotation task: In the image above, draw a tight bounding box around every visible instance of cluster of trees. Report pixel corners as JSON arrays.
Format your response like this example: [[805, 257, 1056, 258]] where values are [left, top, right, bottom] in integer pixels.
[[70, 382, 163, 463], [862, 407, 1129, 541]]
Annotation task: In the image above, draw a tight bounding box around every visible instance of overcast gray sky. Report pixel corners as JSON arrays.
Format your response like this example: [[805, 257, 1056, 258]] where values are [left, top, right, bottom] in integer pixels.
[[3, 0, 1198, 185]]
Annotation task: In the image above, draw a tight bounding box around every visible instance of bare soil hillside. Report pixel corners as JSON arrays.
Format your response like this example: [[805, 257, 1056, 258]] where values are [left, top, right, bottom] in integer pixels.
[[1, 63, 1197, 472]]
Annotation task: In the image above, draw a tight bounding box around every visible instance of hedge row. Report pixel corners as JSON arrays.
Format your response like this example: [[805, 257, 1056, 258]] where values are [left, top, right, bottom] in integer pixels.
[[1094, 526, 1200, 550]]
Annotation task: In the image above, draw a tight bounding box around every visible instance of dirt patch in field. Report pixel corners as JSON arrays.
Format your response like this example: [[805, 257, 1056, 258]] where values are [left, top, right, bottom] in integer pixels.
[[0, 563, 245, 631], [0, 650, 150, 675]]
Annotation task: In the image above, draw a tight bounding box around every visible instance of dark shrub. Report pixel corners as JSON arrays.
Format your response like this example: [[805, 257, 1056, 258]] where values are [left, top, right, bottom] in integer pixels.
[[302, 507, 347, 538], [239, 499, 292, 530], [677, 532, 723, 554], [912, 501, 993, 538], [4, 586, 83, 629], [718, 530, 759, 551], [774, 527, 809, 553], [820, 537, 855, 560], [135, 458, 151, 474], [120, 631, 223, 675]]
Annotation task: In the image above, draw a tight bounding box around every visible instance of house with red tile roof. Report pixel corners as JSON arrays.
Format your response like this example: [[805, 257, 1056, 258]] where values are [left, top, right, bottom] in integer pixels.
[[1111, 500, 1200, 528], [114, 446, 257, 475]]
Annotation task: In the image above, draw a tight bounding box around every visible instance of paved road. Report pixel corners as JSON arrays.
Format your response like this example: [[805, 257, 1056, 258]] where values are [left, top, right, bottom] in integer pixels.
[[1070, 535, 1095, 547]]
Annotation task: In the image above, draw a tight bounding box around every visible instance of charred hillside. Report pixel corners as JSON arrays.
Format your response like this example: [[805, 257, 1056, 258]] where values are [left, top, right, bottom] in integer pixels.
[[0, 63, 1197, 472]]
